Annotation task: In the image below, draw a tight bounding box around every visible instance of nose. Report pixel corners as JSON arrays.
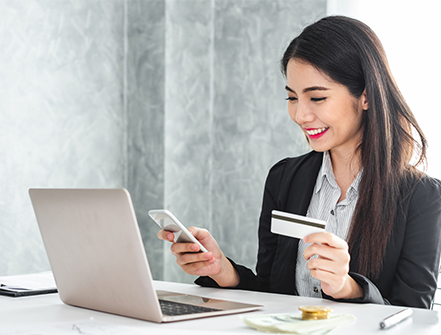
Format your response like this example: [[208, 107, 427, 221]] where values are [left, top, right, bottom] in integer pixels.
[[290, 101, 314, 125]]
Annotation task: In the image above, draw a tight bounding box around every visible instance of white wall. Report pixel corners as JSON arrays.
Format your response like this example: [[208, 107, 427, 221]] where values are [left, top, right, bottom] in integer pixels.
[[0, 1, 126, 276], [328, 0, 441, 179]]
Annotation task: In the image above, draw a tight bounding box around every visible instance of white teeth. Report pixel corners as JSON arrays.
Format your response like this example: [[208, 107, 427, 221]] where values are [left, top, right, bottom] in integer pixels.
[[306, 127, 328, 135]]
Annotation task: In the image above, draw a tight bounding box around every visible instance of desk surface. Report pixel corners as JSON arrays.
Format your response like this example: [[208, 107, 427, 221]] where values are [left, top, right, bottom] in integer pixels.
[[0, 280, 440, 334]]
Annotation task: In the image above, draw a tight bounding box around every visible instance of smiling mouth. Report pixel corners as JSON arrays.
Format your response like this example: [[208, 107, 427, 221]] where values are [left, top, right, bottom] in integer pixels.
[[305, 127, 329, 136]]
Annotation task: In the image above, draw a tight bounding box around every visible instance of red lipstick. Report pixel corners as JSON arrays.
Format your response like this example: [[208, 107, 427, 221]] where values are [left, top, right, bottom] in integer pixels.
[[305, 127, 329, 139]]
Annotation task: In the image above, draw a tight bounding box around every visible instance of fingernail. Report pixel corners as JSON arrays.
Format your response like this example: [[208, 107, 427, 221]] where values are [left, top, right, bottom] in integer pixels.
[[191, 244, 199, 251]]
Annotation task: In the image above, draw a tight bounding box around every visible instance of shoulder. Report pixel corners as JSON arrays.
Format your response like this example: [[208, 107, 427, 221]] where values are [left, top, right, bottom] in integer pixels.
[[401, 173, 441, 229], [264, 151, 323, 196], [414, 174, 441, 196], [407, 174, 441, 211], [267, 151, 323, 180], [262, 151, 323, 212]]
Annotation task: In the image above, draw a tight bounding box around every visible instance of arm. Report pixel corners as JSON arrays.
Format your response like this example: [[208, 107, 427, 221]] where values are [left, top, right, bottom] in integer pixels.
[[385, 177, 441, 308]]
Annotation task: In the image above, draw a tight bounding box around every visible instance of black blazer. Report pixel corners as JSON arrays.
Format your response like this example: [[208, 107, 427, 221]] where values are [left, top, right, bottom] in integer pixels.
[[196, 151, 441, 308]]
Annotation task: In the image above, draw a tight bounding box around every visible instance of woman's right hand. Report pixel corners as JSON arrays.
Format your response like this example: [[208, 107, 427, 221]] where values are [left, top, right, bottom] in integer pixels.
[[157, 227, 240, 287]]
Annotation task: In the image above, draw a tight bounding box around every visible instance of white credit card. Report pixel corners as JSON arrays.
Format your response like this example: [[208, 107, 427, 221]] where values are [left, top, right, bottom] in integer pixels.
[[271, 210, 326, 239]]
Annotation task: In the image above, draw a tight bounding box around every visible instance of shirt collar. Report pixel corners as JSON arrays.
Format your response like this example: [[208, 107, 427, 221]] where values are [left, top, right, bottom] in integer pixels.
[[315, 151, 336, 193], [347, 167, 362, 200], [315, 151, 363, 199]]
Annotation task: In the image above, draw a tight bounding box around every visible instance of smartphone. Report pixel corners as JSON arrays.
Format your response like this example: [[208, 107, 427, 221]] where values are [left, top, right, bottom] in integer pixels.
[[148, 209, 208, 253]]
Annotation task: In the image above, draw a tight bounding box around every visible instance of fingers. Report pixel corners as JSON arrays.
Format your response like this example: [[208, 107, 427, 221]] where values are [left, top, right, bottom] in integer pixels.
[[157, 226, 227, 278], [303, 242, 350, 263], [180, 260, 217, 276], [304, 232, 348, 249], [176, 250, 216, 268], [303, 232, 348, 261], [173, 246, 219, 277], [157, 226, 211, 246], [157, 228, 210, 262], [306, 256, 349, 276], [309, 267, 343, 284], [170, 239, 203, 254], [188, 226, 211, 242], [157, 229, 175, 242], [166, 229, 217, 273]]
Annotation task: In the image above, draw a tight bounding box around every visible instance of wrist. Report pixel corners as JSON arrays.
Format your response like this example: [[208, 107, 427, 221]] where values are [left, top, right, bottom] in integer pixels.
[[333, 275, 363, 300], [209, 254, 240, 288]]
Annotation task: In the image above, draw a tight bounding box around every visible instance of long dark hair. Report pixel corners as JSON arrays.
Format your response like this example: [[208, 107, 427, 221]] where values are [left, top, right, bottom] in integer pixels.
[[281, 16, 427, 278]]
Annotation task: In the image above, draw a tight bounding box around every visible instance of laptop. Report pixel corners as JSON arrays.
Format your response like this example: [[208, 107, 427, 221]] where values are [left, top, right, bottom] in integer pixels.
[[28, 189, 262, 323]]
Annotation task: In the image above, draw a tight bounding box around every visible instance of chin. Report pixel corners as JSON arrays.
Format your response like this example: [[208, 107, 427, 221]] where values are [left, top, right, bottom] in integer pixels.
[[308, 144, 330, 153]]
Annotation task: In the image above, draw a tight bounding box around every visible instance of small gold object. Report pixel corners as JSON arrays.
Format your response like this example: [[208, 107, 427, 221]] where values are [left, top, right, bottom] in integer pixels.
[[299, 306, 333, 320]]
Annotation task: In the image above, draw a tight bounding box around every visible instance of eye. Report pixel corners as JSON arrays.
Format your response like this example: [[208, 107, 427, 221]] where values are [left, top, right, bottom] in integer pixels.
[[285, 96, 298, 102], [311, 97, 327, 102]]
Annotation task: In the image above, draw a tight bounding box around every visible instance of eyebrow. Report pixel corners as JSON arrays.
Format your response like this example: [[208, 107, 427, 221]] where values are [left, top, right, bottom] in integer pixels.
[[285, 85, 330, 94]]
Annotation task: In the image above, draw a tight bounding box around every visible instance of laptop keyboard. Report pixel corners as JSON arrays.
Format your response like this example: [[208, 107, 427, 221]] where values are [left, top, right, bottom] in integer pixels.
[[159, 299, 221, 316]]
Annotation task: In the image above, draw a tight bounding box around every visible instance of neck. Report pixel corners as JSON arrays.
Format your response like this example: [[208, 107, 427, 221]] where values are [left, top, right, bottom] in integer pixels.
[[329, 149, 361, 177], [329, 148, 361, 201]]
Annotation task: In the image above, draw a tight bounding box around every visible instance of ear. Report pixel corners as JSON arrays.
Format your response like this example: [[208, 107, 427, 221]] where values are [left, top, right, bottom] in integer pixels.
[[361, 89, 369, 111]]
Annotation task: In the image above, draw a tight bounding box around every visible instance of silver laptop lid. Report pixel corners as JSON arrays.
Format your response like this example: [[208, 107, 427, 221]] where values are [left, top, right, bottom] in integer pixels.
[[29, 189, 163, 322]]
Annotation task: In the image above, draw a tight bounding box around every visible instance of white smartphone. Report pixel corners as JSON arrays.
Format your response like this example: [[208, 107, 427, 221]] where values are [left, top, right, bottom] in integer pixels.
[[148, 209, 208, 253]]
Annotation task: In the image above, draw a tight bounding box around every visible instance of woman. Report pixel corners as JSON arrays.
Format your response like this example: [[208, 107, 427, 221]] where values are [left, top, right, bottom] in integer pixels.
[[158, 16, 441, 308]]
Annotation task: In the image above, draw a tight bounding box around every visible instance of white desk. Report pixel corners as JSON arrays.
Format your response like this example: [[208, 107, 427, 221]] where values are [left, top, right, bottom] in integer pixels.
[[0, 281, 440, 334]]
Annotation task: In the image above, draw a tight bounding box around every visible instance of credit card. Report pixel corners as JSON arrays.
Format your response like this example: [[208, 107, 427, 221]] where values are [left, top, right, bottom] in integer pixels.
[[271, 210, 326, 239]]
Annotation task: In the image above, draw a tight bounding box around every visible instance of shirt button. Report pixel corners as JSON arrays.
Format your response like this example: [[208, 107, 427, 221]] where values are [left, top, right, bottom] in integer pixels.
[[330, 209, 335, 215], [313, 287, 319, 293]]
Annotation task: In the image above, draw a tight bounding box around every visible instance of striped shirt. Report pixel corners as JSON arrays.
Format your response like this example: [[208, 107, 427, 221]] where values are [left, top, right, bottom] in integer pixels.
[[295, 151, 362, 298]]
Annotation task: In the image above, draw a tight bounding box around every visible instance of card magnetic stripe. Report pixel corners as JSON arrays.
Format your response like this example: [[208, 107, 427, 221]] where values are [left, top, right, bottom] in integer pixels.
[[271, 214, 325, 229]]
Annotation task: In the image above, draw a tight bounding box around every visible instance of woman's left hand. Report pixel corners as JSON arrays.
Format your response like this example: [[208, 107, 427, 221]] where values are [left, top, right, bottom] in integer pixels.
[[303, 232, 363, 299]]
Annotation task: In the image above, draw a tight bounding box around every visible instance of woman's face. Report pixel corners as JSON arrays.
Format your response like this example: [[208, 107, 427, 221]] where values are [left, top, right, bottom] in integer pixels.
[[285, 59, 368, 156]]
